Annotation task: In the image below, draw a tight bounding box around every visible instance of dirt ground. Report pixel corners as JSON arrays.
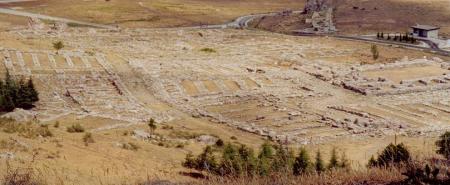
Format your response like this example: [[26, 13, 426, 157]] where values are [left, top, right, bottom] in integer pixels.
[[0, 0, 303, 28]]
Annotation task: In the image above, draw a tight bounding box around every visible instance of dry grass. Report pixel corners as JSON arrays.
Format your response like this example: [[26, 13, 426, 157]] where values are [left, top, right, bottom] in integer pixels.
[[197, 168, 404, 185], [0, 0, 303, 28]]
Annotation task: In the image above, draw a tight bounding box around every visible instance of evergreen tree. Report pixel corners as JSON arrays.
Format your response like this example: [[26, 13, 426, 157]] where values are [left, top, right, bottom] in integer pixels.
[[339, 152, 350, 169], [328, 148, 339, 169], [272, 144, 295, 173], [196, 146, 218, 172], [436, 131, 450, 159], [380, 32, 384, 39], [27, 78, 39, 103], [220, 143, 241, 175], [368, 155, 377, 167], [293, 148, 310, 175], [238, 144, 258, 176], [314, 150, 325, 173], [147, 118, 157, 134], [257, 142, 274, 176]]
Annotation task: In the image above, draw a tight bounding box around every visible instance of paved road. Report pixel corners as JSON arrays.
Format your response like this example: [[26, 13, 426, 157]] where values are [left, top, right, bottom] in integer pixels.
[[0, 7, 116, 29], [0, 0, 34, 3]]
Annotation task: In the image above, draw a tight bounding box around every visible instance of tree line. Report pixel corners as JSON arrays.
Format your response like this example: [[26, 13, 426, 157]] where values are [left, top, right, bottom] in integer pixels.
[[183, 131, 450, 183], [183, 141, 349, 177], [0, 70, 39, 112], [377, 32, 417, 44]]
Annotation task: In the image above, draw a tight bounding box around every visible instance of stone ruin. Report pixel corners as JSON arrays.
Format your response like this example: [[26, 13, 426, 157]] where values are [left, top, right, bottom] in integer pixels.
[[27, 17, 46, 30], [303, 0, 329, 14], [300, 0, 336, 34], [0, 48, 173, 130]]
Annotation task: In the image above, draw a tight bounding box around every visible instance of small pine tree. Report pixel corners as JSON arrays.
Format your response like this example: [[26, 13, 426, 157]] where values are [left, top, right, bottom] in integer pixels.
[[371, 45, 380, 60], [53, 41, 64, 54], [375, 143, 411, 167], [147, 118, 157, 134], [182, 152, 197, 169], [196, 146, 218, 172], [339, 152, 350, 169], [368, 155, 377, 167], [238, 144, 258, 176], [257, 142, 274, 176], [293, 148, 310, 175], [27, 78, 39, 103], [272, 144, 295, 173], [328, 148, 339, 169], [380, 32, 384, 39], [314, 150, 325, 173], [377, 32, 380, 39]]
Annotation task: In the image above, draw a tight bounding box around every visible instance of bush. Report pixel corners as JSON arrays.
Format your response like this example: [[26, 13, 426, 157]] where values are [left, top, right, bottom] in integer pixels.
[[66, 124, 85, 133], [83, 132, 94, 146], [215, 139, 224, 147], [200, 48, 216, 53], [368, 143, 411, 167], [53, 121, 59, 128], [37, 125, 53, 137], [53, 41, 64, 52], [371, 44, 379, 60], [122, 142, 140, 151], [436, 131, 450, 159]]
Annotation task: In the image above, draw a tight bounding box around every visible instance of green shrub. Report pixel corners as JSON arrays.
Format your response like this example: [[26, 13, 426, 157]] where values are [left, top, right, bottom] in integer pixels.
[[368, 143, 411, 167]]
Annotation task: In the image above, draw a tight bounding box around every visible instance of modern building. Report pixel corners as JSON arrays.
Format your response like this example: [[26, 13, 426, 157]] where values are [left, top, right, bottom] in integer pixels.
[[411, 25, 440, 39]]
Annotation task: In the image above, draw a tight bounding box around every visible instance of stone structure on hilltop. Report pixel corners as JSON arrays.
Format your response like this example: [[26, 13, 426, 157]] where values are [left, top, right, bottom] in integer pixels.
[[303, 0, 329, 14]]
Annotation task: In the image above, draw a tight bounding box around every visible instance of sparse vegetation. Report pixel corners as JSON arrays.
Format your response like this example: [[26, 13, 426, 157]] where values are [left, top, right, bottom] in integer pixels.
[[53, 41, 64, 53], [53, 121, 59, 128], [122, 142, 140, 151], [66, 123, 85, 133], [200, 48, 216, 53], [82, 132, 95, 146], [0, 118, 52, 138]]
